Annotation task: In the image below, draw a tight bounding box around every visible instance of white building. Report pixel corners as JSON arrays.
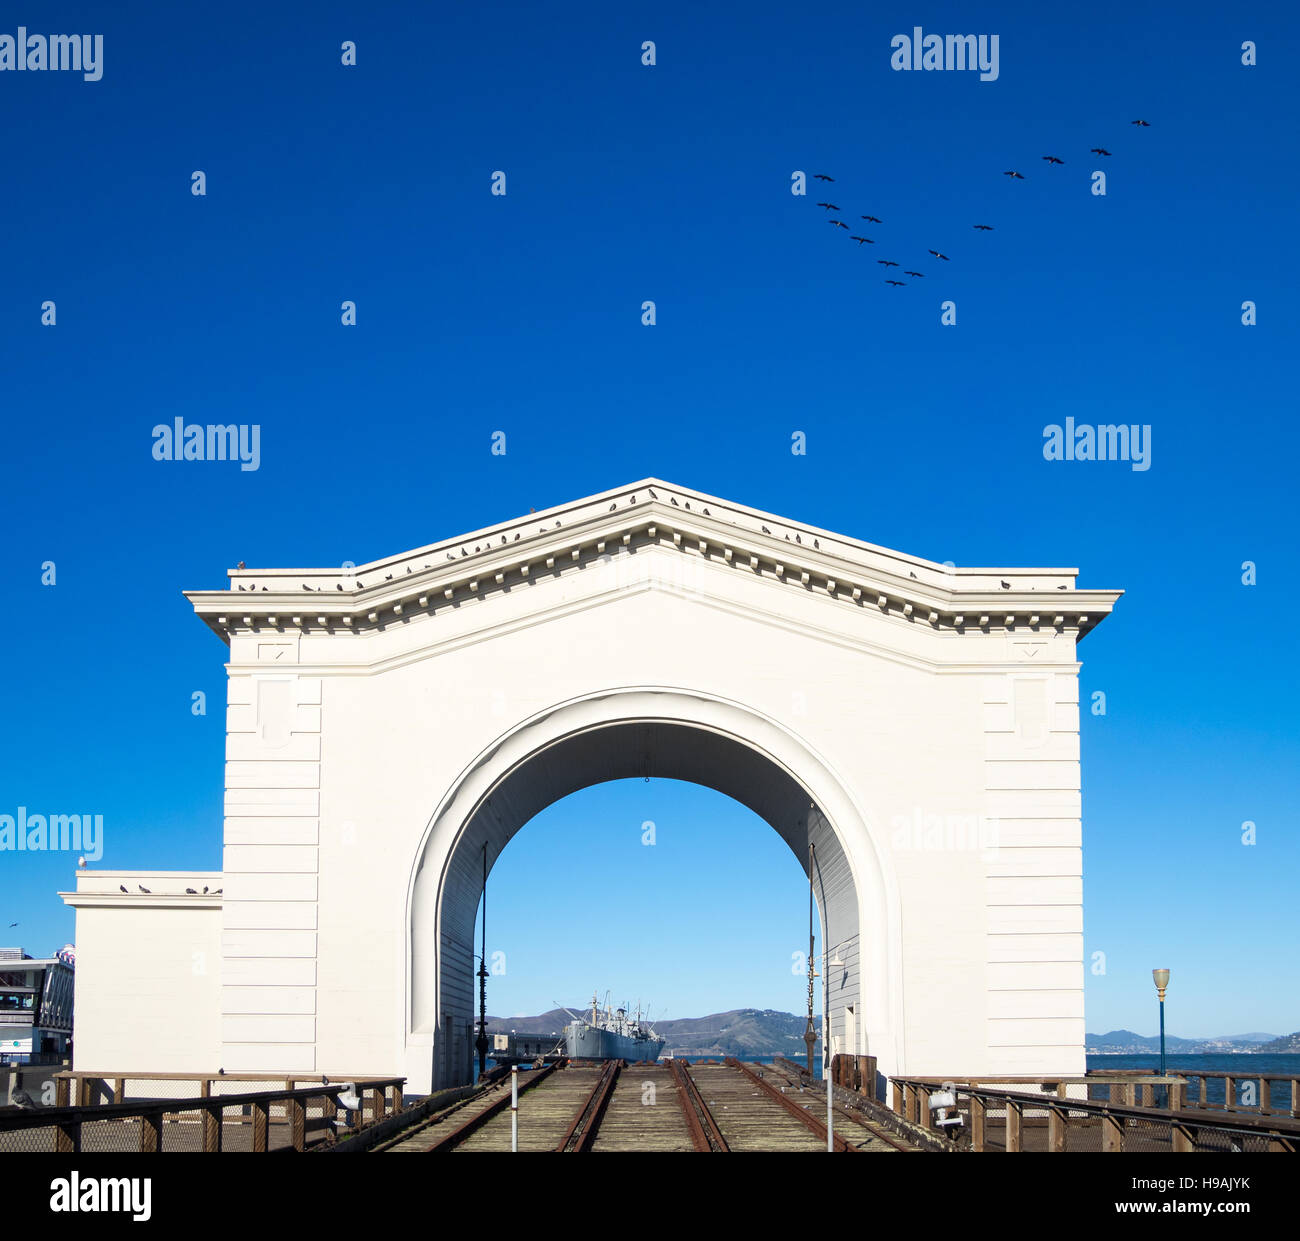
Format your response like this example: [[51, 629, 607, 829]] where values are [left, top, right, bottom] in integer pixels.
[[0, 948, 74, 1065], [63, 480, 1119, 1095]]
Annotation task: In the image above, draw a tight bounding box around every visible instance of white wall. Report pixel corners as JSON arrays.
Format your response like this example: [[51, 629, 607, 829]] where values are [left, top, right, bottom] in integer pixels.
[[64, 874, 222, 1073]]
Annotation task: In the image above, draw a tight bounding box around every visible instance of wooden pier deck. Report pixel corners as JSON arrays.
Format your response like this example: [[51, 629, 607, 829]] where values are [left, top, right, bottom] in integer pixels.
[[377, 1059, 920, 1153]]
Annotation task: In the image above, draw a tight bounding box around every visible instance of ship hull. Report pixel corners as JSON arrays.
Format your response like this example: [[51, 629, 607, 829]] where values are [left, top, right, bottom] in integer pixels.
[[564, 1021, 665, 1063]]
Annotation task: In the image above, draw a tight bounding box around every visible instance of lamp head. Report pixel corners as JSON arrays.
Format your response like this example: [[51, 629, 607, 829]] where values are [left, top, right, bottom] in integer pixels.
[[1152, 968, 1170, 998]]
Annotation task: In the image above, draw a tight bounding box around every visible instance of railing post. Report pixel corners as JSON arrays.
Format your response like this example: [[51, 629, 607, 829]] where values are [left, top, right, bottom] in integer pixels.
[[252, 1101, 269, 1152], [289, 1098, 305, 1151], [1048, 1104, 1067, 1152], [1259, 1078, 1271, 1117], [391, 1084, 404, 1115], [970, 1095, 986, 1151], [55, 1076, 69, 1108], [1006, 1099, 1022, 1152], [55, 1115, 79, 1154], [200, 1080, 220, 1152], [1101, 1110, 1123, 1152], [1168, 1080, 1185, 1111], [113, 1077, 125, 1104], [1291, 1078, 1299, 1119], [916, 1087, 931, 1130], [139, 1109, 161, 1152], [1224, 1075, 1234, 1112]]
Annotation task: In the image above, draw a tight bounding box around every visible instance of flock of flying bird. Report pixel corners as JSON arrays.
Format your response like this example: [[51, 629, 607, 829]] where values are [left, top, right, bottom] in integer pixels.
[[810, 118, 1151, 287]]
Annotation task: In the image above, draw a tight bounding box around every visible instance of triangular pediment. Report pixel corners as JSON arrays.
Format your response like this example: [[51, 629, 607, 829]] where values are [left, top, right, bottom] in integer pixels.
[[186, 478, 1121, 642]]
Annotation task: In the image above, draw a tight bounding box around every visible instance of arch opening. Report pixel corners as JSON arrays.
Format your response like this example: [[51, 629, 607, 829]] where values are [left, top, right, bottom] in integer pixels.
[[407, 690, 897, 1091]]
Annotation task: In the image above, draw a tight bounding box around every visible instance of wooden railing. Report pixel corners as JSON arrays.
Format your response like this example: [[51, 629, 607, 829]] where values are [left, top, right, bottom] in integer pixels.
[[890, 1076, 1300, 1152], [1097, 1067, 1300, 1117], [0, 1075, 406, 1153]]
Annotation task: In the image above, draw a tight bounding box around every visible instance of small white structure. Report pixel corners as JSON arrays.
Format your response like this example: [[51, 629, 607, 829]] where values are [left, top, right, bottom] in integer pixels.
[[63, 480, 1119, 1095]]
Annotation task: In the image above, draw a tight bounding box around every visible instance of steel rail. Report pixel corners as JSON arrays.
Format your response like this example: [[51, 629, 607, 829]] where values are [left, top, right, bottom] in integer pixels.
[[669, 1060, 730, 1152], [723, 1057, 857, 1153], [556, 1059, 622, 1152], [423, 1060, 561, 1152], [763, 1059, 917, 1151]]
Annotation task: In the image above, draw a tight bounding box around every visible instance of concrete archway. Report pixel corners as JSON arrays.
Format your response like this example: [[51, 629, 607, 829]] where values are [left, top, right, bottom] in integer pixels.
[[408, 687, 899, 1090], [63, 478, 1116, 1093]]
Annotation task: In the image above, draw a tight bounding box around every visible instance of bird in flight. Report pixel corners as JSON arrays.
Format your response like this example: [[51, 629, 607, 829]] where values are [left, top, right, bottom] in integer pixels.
[[904, 270, 924, 278], [973, 224, 994, 231], [861, 215, 882, 224], [1003, 170, 1025, 179], [1042, 155, 1064, 165], [849, 235, 874, 245], [816, 202, 840, 211], [814, 173, 835, 181], [1090, 148, 1111, 156], [1131, 119, 1150, 126], [877, 259, 899, 267], [885, 279, 906, 287], [928, 250, 950, 261], [829, 220, 849, 229]]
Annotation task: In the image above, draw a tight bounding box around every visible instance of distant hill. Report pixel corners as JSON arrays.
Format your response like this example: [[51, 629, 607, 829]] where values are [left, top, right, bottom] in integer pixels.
[[1086, 1029, 1283, 1054], [1252, 1031, 1300, 1054], [488, 1007, 822, 1058]]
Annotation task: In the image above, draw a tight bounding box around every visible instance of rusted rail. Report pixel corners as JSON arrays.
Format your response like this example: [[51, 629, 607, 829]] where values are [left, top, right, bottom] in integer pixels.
[[669, 1059, 729, 1152], [556, 1059, 622, 1152], [420, 1061, 560, 1152], [761, 1059, 918, 1152], [724, 1057, 856, 1152]]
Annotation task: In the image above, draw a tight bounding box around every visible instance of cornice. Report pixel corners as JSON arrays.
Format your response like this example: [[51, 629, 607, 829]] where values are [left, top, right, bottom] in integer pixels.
[[185, 480, 1122, 644]]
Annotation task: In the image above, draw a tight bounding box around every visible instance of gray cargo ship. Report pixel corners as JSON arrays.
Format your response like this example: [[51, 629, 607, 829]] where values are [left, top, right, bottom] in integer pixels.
[[564, 992, 665, 1063]]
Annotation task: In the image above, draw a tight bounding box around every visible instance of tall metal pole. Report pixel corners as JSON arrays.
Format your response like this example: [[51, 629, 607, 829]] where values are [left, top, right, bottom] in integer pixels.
[[475, 844, 490, 1079], [510, 1064, 519, 1152], [1152, 969, 1171, 1109], [803, 844, 817, 1075], [808, 838, 834, 1152], [1158, 995, 1166, 1076]]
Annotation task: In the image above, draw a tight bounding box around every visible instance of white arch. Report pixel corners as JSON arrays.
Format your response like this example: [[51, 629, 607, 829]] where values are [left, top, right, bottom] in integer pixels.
[[404, 686, 904, 1089]]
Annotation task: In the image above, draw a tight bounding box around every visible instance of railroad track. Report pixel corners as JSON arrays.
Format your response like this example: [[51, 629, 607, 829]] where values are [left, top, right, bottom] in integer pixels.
[[756, 1057, 918, 1151], [379, 1057, 916, 1152]]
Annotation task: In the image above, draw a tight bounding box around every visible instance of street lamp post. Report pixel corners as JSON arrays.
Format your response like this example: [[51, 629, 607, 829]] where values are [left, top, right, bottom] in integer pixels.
[[1152, 968, 1170, 1105]]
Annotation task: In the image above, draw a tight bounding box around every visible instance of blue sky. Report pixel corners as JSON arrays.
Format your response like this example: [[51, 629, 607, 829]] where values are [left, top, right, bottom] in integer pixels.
[[0, 2, 1296, 1037]]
